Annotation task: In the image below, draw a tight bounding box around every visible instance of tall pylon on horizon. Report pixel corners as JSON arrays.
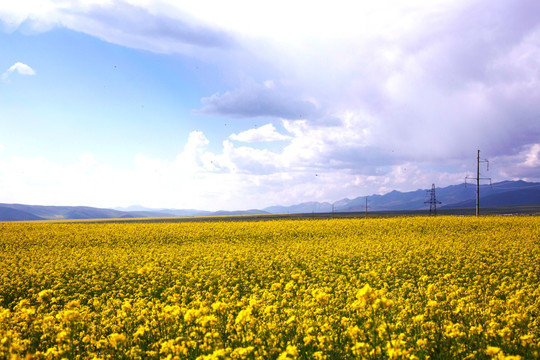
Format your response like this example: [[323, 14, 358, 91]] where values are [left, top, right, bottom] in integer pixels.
[[424, 183, 441, 216]]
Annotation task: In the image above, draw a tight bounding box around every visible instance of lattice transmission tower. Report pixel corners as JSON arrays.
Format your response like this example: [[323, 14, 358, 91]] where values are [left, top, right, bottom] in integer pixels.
[[424, 183, 441, 215]]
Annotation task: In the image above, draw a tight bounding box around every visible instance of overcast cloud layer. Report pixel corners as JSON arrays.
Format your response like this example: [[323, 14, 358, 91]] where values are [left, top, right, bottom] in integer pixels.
[[1, 0, 539, 210]]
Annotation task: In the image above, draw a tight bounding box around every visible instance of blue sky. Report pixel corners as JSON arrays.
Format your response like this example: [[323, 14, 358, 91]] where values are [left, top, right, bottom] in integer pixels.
[[1, 0, 539, 210], [1, 29, 228, 163]]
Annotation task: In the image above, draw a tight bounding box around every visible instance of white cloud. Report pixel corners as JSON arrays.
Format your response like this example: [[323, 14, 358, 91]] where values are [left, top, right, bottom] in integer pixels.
[[1, 0, 540, 208], [454, 143, 540, 185], [522, 144, 540, 167], [0, 129, 537, 210], [188, 0, 540, 164], [0, 1, 454, 42], [229, 124, 291, 143], [2, 62, 35, 81]]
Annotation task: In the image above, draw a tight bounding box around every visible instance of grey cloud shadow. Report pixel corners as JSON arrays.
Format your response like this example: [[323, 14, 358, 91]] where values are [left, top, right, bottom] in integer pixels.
[[60, 2, 236, 50], [196, 81, 319, 120]]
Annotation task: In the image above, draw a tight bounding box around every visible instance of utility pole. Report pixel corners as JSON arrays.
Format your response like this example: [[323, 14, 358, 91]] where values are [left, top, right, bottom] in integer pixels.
[[365, 196, 368, 217], [465, 150, 491, 217], [477, 150, 480, 216], [424, 183, 441, 215]]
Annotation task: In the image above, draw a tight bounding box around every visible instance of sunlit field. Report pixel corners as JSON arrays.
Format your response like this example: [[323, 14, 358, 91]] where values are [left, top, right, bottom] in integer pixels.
[[1, 216, 539, 359]]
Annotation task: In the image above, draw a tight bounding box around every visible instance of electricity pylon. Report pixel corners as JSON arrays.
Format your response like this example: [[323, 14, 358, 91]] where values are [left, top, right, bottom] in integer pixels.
[[424, 183, 441, 215]]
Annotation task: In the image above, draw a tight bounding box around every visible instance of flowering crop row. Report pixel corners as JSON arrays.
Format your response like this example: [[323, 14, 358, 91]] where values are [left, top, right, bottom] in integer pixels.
[[0, 216, 539, 359]]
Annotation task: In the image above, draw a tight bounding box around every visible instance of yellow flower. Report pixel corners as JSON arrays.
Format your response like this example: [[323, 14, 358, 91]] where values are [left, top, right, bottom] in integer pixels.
[[109, 333, 126, 348], [291, 273, 302, 280], [416, 339, 428, 347], [37, 289, 54, 303], [486, 346, 501, 356], [56, 331, 68, 343], [235, 307, 253, 325], [312, 289, 330, 304], [278, 345, 298, 359]]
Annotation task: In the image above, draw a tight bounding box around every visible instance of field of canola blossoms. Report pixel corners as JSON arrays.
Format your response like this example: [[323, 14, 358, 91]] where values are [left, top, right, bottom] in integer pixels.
[[0, 216, 539, 360]]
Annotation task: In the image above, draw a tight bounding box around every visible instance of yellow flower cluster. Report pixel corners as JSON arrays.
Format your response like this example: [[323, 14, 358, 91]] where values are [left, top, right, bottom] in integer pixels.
[[0, 216, 539, 359]]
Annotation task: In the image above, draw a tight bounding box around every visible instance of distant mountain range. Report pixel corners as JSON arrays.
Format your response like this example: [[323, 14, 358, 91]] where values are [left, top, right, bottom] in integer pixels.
[[1, 180, 538, 221], [266, 180, 540, 213]]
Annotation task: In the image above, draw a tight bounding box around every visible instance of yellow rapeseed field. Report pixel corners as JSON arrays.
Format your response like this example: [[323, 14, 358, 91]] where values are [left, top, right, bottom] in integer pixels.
[[0, 216, 539, 359]]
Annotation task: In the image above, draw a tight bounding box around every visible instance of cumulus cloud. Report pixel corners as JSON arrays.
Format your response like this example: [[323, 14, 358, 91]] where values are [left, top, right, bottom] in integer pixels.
[[229, 124, 291, 142], [0, 129, 537, 210], [522, 144, 540, 168], [492, 143, 540, 180], [3, 2, 539, 160], [187, 0, 540, 168], [2, 0, 540, 208], [2, 62, 35, 81]]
